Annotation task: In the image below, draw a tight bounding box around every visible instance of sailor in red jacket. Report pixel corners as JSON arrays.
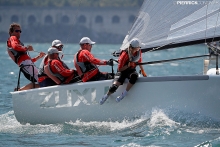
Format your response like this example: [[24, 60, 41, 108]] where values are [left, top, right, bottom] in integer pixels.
[[100, 38, 147, 105], [38, 39, 65, 87], [45, 47, 80, 84], [74, 37, 113, 82], [7, 23, 45, 91]]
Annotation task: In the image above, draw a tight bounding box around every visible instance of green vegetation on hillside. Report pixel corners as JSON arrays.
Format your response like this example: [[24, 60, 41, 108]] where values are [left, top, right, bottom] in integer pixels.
[[0, 0, 144, 7]]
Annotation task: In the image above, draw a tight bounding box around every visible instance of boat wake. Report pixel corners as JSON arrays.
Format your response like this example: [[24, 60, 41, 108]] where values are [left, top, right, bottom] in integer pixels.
[[1, 108, 220, 136], [1, 108, 220, 146]]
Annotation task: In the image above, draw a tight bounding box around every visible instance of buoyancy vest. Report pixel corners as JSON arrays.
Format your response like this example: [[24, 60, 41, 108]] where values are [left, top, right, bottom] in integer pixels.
[[124, 48, 141, 63], [39, 56, 69, 77], [44, 60, 68, 85], [38, 56, 48, 77], [7, 40, 27, 64], [119, 48, 141, 72], [74, 50, 97, 77]]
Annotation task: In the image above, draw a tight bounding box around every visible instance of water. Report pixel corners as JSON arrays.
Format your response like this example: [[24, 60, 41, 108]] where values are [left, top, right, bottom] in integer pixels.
[[1, 42, 220, 147]]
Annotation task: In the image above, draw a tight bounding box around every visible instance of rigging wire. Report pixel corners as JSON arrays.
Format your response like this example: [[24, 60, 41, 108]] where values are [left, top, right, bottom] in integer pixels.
[[29, 1, 82, 70], [65, 0, 81, 44], [205, 1, 220, 57], [63, 0, 82, 54], [204, 2, 209, 44], [211, 6, 220, 42], [30, 1, 82, 55]]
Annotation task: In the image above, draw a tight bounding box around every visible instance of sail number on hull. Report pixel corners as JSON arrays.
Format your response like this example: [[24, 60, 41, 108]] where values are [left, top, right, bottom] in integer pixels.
[[38, 86, 109, 108]]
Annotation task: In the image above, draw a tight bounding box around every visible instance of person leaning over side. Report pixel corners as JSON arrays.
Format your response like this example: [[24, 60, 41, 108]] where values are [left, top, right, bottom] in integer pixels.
[[74, 37, 113, 82], [38, 39, 65, 87], [7, 23, 45, 91], [44, 47, 80, 85], [99, 38, 147, 105]]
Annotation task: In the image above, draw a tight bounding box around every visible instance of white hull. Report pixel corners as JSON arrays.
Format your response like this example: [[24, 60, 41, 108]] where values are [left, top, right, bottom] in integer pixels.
[[11, 75, 220, 124]]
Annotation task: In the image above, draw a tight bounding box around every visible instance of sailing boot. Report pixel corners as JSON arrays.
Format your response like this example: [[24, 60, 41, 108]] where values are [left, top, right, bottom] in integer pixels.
[[99, 94, 109, 105], [116, 91, 127, 102]]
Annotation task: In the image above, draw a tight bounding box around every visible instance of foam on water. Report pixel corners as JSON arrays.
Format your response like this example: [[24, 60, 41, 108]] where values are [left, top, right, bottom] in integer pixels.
[[1, 107, 219, 136], [1, 106, 220, 146], [0, 111, 62, 134]]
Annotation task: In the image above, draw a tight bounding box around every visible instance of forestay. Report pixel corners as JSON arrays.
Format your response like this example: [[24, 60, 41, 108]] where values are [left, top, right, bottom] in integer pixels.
[[121, 0, 220, 52]]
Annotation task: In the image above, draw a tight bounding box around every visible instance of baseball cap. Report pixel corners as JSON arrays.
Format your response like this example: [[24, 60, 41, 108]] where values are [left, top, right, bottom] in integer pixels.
[[52, 40, 63, 47], [79, 37, 95, 45], [48, 47, 59, 55], [130, 38, 143, 48]]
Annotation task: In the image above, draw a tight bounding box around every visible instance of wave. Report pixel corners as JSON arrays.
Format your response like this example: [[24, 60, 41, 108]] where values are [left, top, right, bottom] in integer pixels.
[[1, 108, 220, 136], [1, 109, 220, 147]]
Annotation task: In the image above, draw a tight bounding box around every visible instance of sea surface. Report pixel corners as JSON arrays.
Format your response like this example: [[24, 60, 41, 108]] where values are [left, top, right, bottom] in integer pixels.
[[1, 42, 220, 147]]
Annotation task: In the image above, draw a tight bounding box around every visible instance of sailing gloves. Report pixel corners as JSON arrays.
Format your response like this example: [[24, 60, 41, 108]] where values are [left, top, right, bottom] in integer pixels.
[[106, 59, 114, 66]]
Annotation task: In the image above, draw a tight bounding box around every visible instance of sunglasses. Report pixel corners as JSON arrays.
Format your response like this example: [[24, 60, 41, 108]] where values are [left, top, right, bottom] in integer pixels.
[[15, 30, 22, 33], [57, 45, 63, 49]]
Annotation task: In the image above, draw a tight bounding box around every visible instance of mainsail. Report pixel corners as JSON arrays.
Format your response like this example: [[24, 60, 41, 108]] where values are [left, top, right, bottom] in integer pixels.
[[121, 0, 220, 52]]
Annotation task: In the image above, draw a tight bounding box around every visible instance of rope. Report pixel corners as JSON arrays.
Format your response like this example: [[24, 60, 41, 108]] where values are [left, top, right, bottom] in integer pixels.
[[32, 50, 41, 53], [62, 53, 112, 56]]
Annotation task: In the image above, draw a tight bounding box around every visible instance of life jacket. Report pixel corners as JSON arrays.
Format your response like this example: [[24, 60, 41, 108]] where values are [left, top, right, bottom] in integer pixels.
[[44, 60, 67, 85], [120, 48, 141, 65], [74, 50, 98, 77], [39, 56, 69, 78], [126, 48, 141, 62], [7, 40, 27, 64], [116, 48, 141, 74], [38, 55, 48, 77]]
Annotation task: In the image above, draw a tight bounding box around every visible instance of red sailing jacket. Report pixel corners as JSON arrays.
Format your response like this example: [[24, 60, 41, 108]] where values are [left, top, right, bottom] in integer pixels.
[[74, 49, 107, 82], [7, 36, 37, 66], [45, 59, 77, 84], [118, 49, 142, 71], [50, 59, 74, 77]]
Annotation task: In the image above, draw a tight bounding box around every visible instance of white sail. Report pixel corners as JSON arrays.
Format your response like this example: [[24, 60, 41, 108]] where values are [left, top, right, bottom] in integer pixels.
[[121, 0, 220, 51]]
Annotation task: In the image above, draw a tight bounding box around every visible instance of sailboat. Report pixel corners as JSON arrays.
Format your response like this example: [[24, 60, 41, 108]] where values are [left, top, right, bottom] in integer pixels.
[[11, 0, 220, 124]]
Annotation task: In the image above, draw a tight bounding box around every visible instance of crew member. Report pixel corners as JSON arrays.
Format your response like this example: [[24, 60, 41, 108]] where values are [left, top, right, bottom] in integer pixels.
[[38, 39, 65, 87], [100, 38, 147, 105], [7, 23, 45, 91], [45, 47, 80, 84], [74, 37, 113, 82]]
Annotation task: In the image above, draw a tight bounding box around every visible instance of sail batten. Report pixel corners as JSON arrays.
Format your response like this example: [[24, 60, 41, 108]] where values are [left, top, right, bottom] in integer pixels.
[[121, 0, 220, 52], [141, 36, 220, 52]]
